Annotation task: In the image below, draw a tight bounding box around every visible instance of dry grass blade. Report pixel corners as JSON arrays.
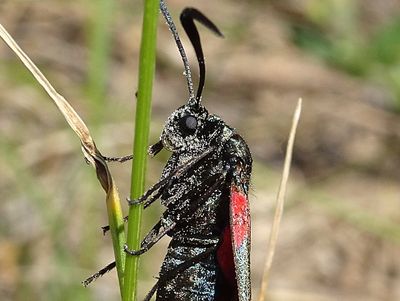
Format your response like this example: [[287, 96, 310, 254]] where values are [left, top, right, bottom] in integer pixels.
[[0, 23, 96, 160], [0, 23, 126, 292], [258, 98, 302, 301], [0, 23, 107, 186]]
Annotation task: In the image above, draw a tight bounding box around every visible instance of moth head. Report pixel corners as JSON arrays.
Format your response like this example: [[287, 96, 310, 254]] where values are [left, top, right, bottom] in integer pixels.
[[148, 7, 227, 157], [155, 104, 232, 155]]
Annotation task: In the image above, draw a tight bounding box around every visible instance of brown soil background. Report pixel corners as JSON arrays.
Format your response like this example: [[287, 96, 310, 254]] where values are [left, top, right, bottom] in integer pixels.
[[0, 0, 399, 300]]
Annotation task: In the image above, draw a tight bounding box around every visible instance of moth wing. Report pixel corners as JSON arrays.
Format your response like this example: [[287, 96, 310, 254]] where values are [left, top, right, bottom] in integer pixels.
[[230, 184, 251, 301]]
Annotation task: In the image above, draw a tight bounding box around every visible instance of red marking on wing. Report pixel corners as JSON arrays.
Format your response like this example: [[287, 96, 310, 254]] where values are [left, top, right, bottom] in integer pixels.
[[216, 226, 236, 287], [230, 187, 250, 248]]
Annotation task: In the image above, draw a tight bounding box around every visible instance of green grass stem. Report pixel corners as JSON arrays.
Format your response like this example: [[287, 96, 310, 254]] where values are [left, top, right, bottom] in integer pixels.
[[123, 0, 159, 300], [106, 181, 126, 297]]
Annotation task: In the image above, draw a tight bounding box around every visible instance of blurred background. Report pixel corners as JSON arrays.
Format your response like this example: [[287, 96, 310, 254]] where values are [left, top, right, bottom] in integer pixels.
[[1, 0, 400, 300]]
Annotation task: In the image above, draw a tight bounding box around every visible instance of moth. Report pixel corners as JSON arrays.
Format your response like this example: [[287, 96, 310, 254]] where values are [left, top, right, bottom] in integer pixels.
[[86, 1, 252, 300]]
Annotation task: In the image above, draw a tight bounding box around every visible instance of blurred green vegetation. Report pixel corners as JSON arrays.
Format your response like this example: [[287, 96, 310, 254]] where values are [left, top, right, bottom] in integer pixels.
[[0, 1, 126, 300], [86, 0, 114, 123], [291, 0, 400, 110]]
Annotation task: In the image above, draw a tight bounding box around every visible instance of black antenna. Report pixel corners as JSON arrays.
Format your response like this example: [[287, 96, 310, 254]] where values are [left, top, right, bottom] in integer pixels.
[[180, 8, 223, 107], [160, 0, 195, 102]]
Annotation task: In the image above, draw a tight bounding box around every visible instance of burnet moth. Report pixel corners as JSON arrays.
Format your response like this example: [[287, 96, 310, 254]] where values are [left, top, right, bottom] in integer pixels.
[[85, 1, 252, 300]]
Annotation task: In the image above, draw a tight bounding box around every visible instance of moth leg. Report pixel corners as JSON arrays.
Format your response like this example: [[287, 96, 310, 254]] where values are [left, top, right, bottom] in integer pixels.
[[142, 281, 159, 301], [101, 215, 129, 235], [104, 166, 221, 235], [129, 146, 216, 206], [103, 146, 216, 237], [102, 154, 133, 163], [125, 173, 223, 256], [127, 186, 164, 209], [103, 185, 165, 234], [103, 150, 217, 237], [148, 140, 163, 157], [84, 219, 176, 284], [128, 177, 170, 206], [81, 261, 116, 287], [124, 218, 176, 256]]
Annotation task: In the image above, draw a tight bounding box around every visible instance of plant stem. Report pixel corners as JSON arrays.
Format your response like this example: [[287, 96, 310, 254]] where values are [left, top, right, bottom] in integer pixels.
[[123, 0, 159, 300], [106, 181, 126, 297]]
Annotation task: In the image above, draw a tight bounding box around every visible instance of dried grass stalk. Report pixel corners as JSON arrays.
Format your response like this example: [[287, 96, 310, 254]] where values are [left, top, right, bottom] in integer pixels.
[[258, 98, 302, 301], [0, 23, 126, 295]]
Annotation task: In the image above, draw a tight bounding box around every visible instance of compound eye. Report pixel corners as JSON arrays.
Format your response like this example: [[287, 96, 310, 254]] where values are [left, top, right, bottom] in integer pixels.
[[180, 115, 198, 136], [185, 115, 197, 130]]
